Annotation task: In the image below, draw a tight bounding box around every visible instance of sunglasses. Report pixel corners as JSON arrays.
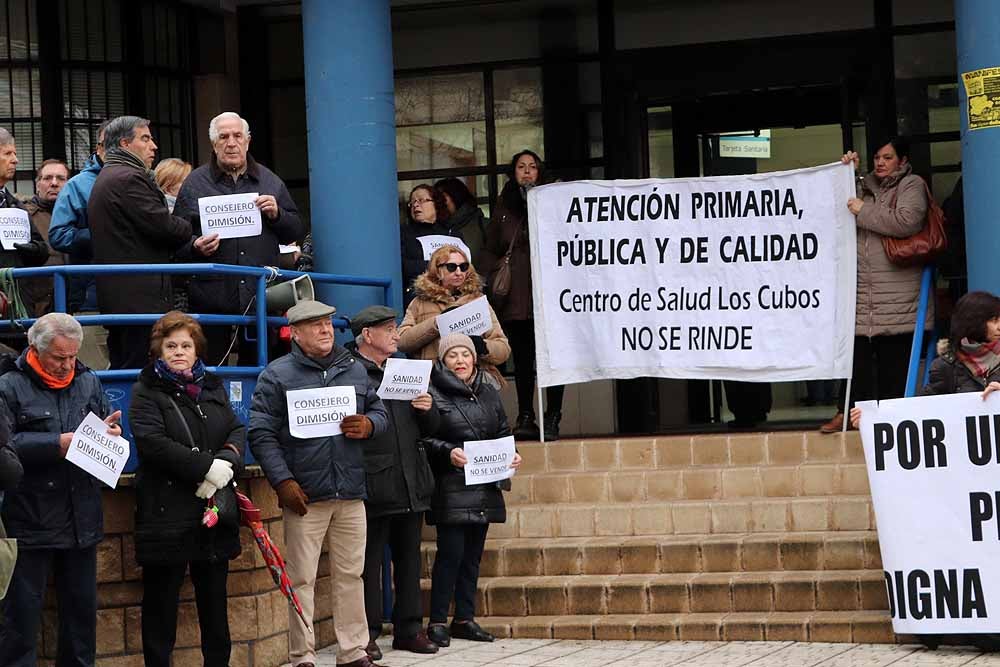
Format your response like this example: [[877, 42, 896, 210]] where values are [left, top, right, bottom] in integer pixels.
[[438, 262, 470, 273]]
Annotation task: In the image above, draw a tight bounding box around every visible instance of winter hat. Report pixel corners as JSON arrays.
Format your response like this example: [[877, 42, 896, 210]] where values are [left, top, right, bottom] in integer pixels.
[[438, 333, 477, 362]]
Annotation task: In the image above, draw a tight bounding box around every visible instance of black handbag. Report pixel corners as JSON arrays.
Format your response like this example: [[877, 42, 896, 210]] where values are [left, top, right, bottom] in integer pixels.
[[167, 396, 239, 529]]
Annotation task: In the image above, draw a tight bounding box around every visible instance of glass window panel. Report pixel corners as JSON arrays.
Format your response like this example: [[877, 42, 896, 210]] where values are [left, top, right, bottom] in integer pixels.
[[167, 8, 179, 70], [157, 77, 170, 126], [107, 72, 125, 116], [893, 0, 954, 25], [647, 106, 674, 178], [88, 70, 106, 119], [0, 70, 10, 118], [493, 68, 543, 166], [269, 84, 309, 180], [894, 32, 956, 80], [287, 186, 309, 230], [66, 0, 87, 60], [11, 68, 37, 118], [64, 125, 92, 171], [930, 141, 960, 167], [267, 20, 305, 80], [8, 0, 30, 60], [932, 172, 961, 201], [396, 122, 487, 172], [141, 3, 155, 65], [0, 4, 10, 58], [105, 0, 122, 61], [395, 73, 484, 126], [578, 61, 601, 106], [85, 0, 104, 61], [588, 110, 603, 159], [928, 83, 960, 134]]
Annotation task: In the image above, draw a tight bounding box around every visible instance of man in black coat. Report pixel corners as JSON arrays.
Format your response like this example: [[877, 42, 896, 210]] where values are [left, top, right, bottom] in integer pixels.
[[249, 299, 388, 667], [0, 313, 121, 666], [174, 111, 303, 366], [88, 115, 192, 369], [348, 305, 440, 660]]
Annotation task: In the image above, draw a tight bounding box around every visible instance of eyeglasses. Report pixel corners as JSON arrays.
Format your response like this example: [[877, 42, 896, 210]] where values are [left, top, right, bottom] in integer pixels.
[[410, 198, 433, 207], [438, 262, 470, 273]]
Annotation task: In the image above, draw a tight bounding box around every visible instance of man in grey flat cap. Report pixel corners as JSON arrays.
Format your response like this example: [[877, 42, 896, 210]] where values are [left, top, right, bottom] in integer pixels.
[[249, 300, 388, 667], [348, 305, 440, 660]]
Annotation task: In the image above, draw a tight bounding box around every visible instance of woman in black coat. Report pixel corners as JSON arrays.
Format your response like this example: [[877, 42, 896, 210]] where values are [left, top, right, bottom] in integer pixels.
[[129, 312, 246, 667], [423, 333, 521, 647], [401, 184, 465, 308]]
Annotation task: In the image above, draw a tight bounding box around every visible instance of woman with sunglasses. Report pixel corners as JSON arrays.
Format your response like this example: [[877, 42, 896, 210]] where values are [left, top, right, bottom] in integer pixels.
[[401, 184, 464, 308], [398, 244, 510, 387]]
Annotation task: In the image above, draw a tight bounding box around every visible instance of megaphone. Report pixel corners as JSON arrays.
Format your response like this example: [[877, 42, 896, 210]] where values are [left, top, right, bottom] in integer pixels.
[[265, 274, 315, 314]]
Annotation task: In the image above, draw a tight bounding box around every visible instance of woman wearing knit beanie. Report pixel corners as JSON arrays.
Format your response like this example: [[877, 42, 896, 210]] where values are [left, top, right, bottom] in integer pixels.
[[422, 333, 521, 647]]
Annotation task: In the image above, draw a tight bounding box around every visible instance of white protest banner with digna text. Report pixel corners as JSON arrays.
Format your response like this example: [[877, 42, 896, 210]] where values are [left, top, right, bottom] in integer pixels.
[[418, 235, 472, 262], [858, 392, 1000, 634], [527, 162, 857, 385], [463, 435, 516, 485], [377, 358, 432, 401], [435, 296, 492, 338], [286, 386, 356, 439], [65, 412, 129, 488], [198, 192, 262, 240], [0, 208, 30, 250]]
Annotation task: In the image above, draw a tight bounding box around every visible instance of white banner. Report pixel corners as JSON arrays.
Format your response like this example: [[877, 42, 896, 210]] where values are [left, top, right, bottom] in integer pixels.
[[418, 234, 472, 262], [65, 412, 129, 488], [527, 162, 857, 386], [435, 296, 492, 338], [198, 192, 262, 239], [377, 358, 432, 401], [463, 435, 516, 485], [0, 208, 30, 250], [286, 386, 356, 438], [859, 392, 1000, 634]]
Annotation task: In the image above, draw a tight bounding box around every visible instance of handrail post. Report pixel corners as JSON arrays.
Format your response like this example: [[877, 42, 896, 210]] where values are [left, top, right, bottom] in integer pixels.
[[256, 274, 268, 366], [905, 266, 934, 397], [53, 274, 67, 313]]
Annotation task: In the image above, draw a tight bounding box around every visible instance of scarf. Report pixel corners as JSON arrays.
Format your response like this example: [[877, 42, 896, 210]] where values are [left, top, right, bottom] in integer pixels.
[[154, 358, 206, 401], [956, 338, 1000, 378], [104, 147, 152, 177], [26, 347, 74, 389]]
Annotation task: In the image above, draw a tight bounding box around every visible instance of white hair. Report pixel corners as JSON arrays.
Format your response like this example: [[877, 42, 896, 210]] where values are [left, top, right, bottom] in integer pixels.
[[209, 112, 251, 143], [28, 313, 83, 352], [0, 128, 13, 147]]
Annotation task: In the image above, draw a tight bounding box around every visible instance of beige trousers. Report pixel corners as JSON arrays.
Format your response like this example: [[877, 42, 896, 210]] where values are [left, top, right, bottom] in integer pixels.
[[283, 498, 368, 666]]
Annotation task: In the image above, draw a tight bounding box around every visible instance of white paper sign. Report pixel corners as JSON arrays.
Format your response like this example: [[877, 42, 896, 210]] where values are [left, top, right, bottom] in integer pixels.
[[65, 412, 129, 488], [0, 208, 30, 250], [286, 386, 356, 438], [418, 234, 472, 262], [463, 436, 516, 485], [279, 244, 299, 254], [859, 392, 1000, 634], [527, 162, 858, 386], [377, 358, 432, 400], [435, 296, 492, 338], [198, 192, 262, 239]]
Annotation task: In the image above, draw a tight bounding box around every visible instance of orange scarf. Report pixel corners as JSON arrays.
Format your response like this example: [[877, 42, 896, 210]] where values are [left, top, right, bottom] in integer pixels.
[[26, 347, 74, 389]]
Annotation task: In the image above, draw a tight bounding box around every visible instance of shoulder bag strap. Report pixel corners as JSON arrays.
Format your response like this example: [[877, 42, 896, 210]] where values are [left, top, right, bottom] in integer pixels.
[[166, 396, 199, 452]]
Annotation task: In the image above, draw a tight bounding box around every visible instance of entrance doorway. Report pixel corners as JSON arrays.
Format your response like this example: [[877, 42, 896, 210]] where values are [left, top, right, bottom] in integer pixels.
[[627, 89, 865, 432]]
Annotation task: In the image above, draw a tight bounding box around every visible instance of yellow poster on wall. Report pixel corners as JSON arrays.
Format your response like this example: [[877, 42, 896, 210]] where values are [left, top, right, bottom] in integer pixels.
[[962, 67, 1000, 130]]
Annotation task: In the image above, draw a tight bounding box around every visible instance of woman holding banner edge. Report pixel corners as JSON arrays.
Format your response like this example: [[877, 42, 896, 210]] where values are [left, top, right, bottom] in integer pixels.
[[850, 290, 1000, 651], [422, 333, 521, 647], [398, 243, 510, 387], [821, 136, 931, 433]]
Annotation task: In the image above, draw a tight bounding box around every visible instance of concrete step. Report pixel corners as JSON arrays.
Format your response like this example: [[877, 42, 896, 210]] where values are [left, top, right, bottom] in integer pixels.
[[506, 462, 871, 506], [420, 570, 888, 618], [471, 610, 895, 643], [419, 531, 882, 578], [514, 432, 863, 476], [421, 496, 875, 540]]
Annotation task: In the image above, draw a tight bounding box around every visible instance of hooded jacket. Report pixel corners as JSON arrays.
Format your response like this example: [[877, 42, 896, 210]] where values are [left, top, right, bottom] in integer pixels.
[[249, 342, 389, 503], [854, 163, 932, 337], [349, 346, 438, 518], [0, 351, 112, 549], [423, 363, 511, 526], [129, 365, 245, 564], [49, 153, 102, 262]]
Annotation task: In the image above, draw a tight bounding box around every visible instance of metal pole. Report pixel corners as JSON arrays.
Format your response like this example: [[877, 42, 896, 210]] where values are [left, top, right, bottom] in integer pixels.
[[53, 273, 66, 313], [841, 378, 852, 433], [538, 384, 545, 444], [256, 275, 268, 366]]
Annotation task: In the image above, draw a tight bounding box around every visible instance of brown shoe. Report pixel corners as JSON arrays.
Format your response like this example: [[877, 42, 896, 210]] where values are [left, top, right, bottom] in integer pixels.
[[392, 631, 440, 654], [365, 639, 382, 661], [819, 412, 844, 434], [337, 657, 382, 667]]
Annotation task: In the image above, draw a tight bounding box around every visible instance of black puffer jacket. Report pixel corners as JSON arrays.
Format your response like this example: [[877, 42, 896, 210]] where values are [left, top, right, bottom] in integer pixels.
[[922, 340, 1000, 396], [129, 365, 246, 565], [249, 342, 389, 503], [0, 352, 111, 549], [423, 363, 511, 526], [445, 202, 488, 270], [350, 347, 439, 518]]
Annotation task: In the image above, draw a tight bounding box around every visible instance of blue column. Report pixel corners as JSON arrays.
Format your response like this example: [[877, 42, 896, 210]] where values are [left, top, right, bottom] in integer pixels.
[[956, 1, 1000, 292], [301, 0, 402, 320]]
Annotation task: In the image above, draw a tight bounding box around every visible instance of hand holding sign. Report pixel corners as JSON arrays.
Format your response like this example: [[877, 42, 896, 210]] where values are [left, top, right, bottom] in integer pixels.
[[64, 411, 131, 488], [256, 194, 280, 220], [436, 296, 492, 338], [286, 386, 357, 438], [198, 192, 262, 240], [463, 436, 517, 485], [0, 208, 31, 250], [377, 358, 432, 401]]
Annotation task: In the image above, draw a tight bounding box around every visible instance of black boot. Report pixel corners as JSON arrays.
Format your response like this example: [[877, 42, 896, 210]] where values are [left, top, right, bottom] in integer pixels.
[[513, 412, 539, 441], [543, 411, 561, 441]]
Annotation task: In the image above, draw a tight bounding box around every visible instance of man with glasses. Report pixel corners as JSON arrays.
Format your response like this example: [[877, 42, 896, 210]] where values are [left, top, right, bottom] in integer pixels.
[[22, 159, 70, 316], [348, 305, 440, 661]]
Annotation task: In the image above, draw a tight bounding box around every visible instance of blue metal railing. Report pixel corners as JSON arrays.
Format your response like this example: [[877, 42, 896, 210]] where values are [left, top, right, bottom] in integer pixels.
[[904, 265, 937, 397]]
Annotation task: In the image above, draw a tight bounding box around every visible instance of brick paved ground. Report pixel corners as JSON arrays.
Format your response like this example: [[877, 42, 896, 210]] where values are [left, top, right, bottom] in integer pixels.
[[315, 639, 1000, 666]]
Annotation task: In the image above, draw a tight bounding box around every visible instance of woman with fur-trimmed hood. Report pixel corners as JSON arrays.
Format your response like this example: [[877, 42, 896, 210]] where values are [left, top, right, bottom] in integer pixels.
[[398, 244, 510, 386]]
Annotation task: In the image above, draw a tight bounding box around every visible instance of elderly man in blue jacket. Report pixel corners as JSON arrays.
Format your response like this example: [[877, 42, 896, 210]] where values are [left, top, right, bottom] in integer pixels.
[[250, 299, 388, 667]]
